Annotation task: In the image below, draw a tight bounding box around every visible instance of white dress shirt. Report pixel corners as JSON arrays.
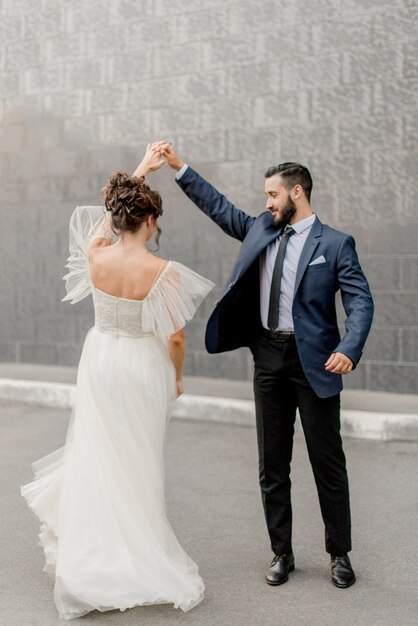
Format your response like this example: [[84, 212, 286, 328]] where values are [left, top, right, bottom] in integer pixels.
[[175, 165, 316, 331], [175, 163, 189, 180], [260, 213, 316, 330]]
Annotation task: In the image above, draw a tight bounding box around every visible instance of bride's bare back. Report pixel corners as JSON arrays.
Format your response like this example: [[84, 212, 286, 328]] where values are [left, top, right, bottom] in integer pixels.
[[88, 240, 168, 301]]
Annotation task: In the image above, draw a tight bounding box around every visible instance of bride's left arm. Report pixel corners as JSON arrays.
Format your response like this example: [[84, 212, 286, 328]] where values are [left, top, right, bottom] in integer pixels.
[[168, 328, 186, 398]]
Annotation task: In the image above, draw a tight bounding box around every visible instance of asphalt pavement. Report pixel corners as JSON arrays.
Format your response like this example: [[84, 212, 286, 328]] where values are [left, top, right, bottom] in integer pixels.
[[1, 400, 418, 626]]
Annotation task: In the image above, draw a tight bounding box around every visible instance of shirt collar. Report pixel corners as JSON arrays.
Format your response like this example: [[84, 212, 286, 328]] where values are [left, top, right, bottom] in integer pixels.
[[290, 213, 316, 234]]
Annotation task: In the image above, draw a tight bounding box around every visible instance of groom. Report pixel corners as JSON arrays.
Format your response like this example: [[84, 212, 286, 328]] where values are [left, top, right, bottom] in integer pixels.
[[161, 144, 373, 589]]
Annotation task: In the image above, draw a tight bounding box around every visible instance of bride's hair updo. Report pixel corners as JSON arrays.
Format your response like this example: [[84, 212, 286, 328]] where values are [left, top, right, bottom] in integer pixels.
[[101, 171, 163, 247]]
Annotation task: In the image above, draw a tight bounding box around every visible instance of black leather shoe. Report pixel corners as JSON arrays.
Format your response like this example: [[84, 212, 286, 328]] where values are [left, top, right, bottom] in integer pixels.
[[266, 553, 295, 586], [330, 554, 356, 588]]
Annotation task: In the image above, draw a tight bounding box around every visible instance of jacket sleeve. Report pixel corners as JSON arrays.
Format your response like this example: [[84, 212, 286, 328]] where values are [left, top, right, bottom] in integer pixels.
[[176, 166, 256, 242], [335, 235, 374, 367]]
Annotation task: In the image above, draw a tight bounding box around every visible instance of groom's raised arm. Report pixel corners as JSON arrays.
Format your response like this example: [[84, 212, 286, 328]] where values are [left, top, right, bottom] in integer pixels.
[[163, 145, 255, 242]]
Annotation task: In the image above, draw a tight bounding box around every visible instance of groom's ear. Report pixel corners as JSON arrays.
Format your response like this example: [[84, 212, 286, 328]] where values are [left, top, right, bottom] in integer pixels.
[[292, 184, 303, 200]]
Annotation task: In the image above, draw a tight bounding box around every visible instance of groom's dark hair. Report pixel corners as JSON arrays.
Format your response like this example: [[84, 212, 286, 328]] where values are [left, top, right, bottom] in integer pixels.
[[265, 162, 313, 201]]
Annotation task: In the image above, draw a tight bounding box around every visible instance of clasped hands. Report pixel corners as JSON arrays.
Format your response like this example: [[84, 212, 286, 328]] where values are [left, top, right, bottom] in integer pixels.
[[133, 141, 184, 178]]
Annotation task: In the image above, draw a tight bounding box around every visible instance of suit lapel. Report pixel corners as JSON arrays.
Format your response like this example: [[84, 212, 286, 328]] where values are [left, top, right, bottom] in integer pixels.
[[222, 213, 323, 298], [224, 212, 280, 291], [293, 215, 323, 296]]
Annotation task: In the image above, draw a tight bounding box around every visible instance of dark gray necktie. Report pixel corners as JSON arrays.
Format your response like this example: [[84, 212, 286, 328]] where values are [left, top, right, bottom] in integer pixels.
[[268, 225, 295, 331]]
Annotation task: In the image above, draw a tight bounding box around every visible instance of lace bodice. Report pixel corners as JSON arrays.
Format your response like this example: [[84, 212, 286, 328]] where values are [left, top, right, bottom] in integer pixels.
[[62, 206, 215, 339], [92, 287, 150, 338]]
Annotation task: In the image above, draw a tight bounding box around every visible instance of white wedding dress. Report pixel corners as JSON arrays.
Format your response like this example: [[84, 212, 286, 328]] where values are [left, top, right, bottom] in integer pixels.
[[20, 205, 214, 621]]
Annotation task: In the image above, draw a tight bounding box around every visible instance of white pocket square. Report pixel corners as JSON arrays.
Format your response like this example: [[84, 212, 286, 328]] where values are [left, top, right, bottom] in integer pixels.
[[309, 255, 326, 266]]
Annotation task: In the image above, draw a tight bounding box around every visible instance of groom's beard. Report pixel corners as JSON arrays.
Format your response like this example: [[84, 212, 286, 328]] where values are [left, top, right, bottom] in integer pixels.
[[272, 195, 297, 228]]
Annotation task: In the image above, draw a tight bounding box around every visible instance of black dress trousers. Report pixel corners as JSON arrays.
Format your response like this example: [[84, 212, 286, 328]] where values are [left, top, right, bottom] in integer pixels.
[[253, 332, 352, 557]]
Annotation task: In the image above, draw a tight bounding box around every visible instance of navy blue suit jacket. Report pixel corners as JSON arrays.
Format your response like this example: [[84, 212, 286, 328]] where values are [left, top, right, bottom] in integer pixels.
[[176, 166, 374, 398]]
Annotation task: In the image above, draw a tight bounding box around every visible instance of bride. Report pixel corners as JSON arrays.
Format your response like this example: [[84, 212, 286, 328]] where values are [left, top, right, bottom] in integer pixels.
[[20, 142, 214, 621]]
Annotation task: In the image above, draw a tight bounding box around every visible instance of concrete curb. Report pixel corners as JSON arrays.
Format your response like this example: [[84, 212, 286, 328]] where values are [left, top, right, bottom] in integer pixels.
[[0, 378, 76, 409], [1, 377, 418, 441]]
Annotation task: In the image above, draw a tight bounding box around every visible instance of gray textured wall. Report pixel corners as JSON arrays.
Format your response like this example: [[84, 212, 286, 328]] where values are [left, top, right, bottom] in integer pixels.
[[1, 0, 417, 393]]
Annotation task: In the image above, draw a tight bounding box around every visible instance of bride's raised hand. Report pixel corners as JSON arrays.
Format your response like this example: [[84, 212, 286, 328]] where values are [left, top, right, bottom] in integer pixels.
[[133, 141, 168, 178]]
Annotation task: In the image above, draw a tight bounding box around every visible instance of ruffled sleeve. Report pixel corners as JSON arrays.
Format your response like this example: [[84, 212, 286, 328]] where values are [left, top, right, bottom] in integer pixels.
[[62, 205, 118, 304], [142, 261, 215, 338]]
